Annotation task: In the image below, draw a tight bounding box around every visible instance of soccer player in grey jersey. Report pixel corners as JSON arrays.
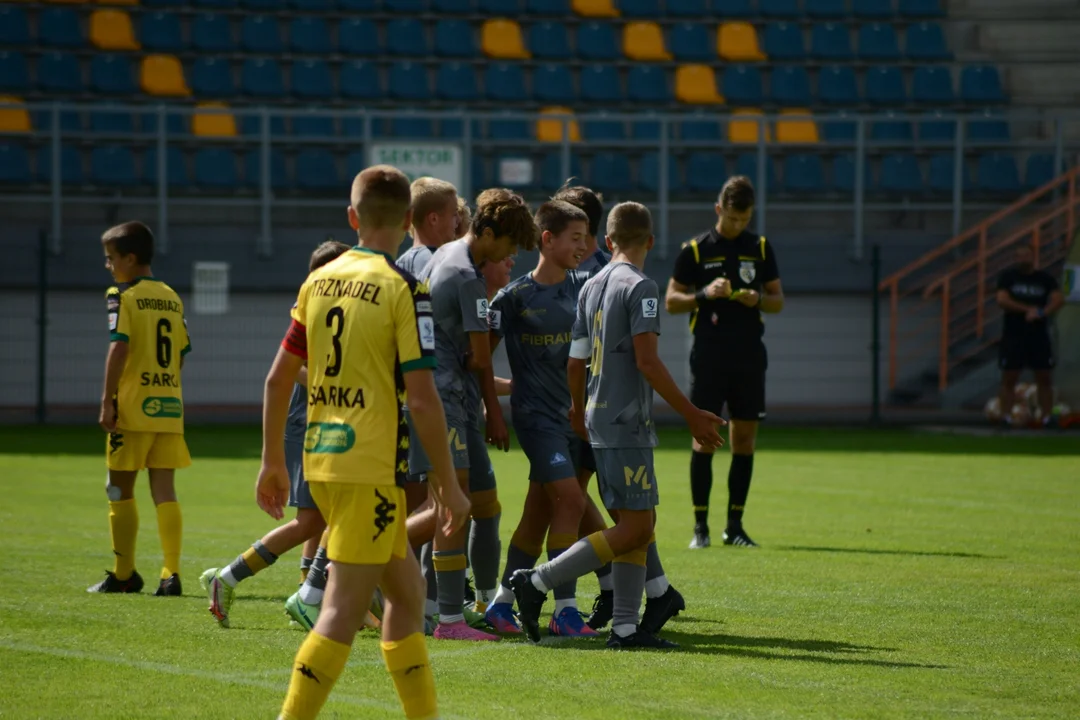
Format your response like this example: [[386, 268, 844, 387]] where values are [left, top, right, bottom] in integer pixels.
[[511, 202, 724, 649]]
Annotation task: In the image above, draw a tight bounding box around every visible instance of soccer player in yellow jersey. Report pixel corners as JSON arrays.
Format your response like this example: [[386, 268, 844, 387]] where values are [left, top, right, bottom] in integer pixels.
[[88, 221, 191, 597], [257, 165, 470, 720]]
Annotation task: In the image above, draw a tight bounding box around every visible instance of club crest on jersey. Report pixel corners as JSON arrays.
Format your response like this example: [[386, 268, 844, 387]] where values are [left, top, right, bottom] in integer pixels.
[[488, 309, 501, 330], [418, 316, 435, 350], [476, 298, 488, 319], [641, 298, 658, 318], [739, 261, 756, 283]]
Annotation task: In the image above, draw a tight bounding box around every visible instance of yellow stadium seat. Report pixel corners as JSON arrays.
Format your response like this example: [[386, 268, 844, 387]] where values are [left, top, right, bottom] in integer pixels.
[[675, 65, 724, 105], [728, 109, 772, 144], [718, 22, 765, 61], [536, 107, 581, 143], [775, 109, 819, 144], [90, 9, 140, 50], [623, 22, 671, 61], [0, 96, 31, 133], [141, 55, 189, 97], [481, 19, 530, 59], [572, 0, 619, 17], [192, 103, 237, 138]]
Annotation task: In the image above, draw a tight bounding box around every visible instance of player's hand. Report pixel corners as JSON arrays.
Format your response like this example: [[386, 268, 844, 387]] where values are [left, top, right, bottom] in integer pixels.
[[732, 289, 760, 307], [255, 462, 290, 521], [486, 407, 510, 452], [99, 400, 117, 433], [686, 407, 725, 450], [1025, 307, 1041, 322], [705, 277, 732, 300], [569, 405, 588, 441], [437, 485, 471, 537]]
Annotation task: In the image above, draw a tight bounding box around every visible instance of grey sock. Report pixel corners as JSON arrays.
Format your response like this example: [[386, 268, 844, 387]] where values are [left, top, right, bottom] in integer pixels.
[[535, 538, 603, 592], [421, 542, 437, 605], [499, 543, 539, 589], [548, 546, 577, 601], [305, 545, 330, 593], [434, 549, 466, 617], [645, 542, 664, 581], [612, 561, 647, 631], [468, 514, 501, 595], [227, 540, 277, 583]]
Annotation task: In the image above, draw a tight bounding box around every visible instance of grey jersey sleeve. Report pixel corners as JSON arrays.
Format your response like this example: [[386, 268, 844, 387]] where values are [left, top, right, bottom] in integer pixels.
[[571, 288, 589, 342], [459, 275, 489, 334], [627, 277, 662, 337], [489, 287, 512, 338]]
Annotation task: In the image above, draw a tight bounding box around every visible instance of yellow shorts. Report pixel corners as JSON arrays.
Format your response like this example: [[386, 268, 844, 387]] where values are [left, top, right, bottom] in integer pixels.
[[106, 431, 191, 472], [309, 482, 407, 566]]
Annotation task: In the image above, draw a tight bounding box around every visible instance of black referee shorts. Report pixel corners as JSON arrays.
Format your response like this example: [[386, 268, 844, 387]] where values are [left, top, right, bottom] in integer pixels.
[[999, 332, 1054, 371], [690, 364, 767, 422]]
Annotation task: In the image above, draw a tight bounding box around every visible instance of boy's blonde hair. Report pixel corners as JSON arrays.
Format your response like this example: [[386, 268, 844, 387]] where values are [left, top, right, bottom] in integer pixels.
[[410, 177, 458, 234], [605, 202, 653, 249], [350, 165, 412, 230]]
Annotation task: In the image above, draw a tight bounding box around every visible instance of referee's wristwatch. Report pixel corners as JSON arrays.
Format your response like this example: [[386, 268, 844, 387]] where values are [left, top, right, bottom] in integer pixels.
[[695, 289, 708, 305]]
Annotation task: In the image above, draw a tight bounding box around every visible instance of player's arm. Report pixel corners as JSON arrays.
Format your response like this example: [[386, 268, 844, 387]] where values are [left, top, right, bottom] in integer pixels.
[[735, 238, 784, 311], [99, 341, 128, 432], [461, 278, 509, 450], [665, 278, 699, 314], [667, 242, 730, 313], [567, 292, 589, 440], [494, 377, 512, 396], [996, 289, 1030, 313], [296, 365, 308, 387]]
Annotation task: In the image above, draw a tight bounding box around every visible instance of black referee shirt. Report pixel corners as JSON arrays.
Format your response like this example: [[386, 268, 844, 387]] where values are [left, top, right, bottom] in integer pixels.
[[997, 266, 1057, 339]]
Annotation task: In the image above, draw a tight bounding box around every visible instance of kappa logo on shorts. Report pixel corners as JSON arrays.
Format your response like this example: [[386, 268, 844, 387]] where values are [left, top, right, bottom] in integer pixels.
[[550, 452, 568, 465], [109, 432, 124, 454], [372, 488, 398, 541]]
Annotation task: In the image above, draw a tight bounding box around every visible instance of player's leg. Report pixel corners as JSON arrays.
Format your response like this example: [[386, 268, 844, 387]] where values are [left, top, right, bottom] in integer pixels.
[[487, 481, 549, 633], [89, 430, 153, 593], [465, 422, 501, 611], [638, 524, 685, 634], [287, 528, 330, 631], [145, 433, 191, 594], [406, 487, 436, 550], [688, 370, 727, 549], [998, 340, 1022, 425], [1032, 334, 1056, 426], [300, 535, 320, 584], [575, 446, 615, 630], [722, 368, 763, 547]]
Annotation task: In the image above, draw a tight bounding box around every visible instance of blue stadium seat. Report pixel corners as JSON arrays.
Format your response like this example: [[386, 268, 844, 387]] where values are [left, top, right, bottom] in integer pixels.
[[386, 0, 428, 10], [618, 0, 662, 17], [582, 112, 626, 140], [858, 23, 900, 60], [292, 59, 334, 99], [529, 22, 569, 59], [139, 109, 185, 135], [242, 58, 285, 97], [818, 66, 858, 105], [38, 53, 81, 94], [723, 65, 763, 106], [190, 58, 236, 97], [919, 111, 955, 142], [145, 0, 188, 6], [853, 0, 893, 18], [870, 110, 913, 142], [91, 146, 138, 187], [533, 64, 575, 103], [632, 113, 672, 140], [341, 114, 379, 138], [736, 152, 778, 190], [243, 148, 288, 189], [581, 65, 623, 103], [291, 17, 331, 53], [865, 66, 905, 105], [821, 111, 856, 142], [296, 149, 339, 190], [627, 66, 670, 103], [436, 20, 476, 58], [771, 66, 811, 106], [763, 23, 805, 60], [192, 14, 233, 53], [681, 113, 722, 141], [436, 116, 481, 140], [899, 0, 944, 16], [977, 152, 1020, 193], [193, 0, 238, 8], [639, 152, 683, 193], [831, 155, 854, 193], [92, 55, 136, 95], [433, 0, 474, 11], [961, 66, 1005, 104], [589, 152, 633, 193], [928, 153, 959, 193], [489, 114, 531, 140], [239, 113, 286, 137], [905, 22, 951, 60], [0, 52, 29, 93], [37, 144, 83, 184], [140, 13, 184, 52], [290, 0, 334, 7], [879, 153, 923, 194], [541, 152, 582, 191], [805, 0, 845, 18], [388, 62, 429, 100], [912, 66, 953, 105], [241, 16, 283, 53], [192, 148, 236, 188], [436, 62, 479, 100], [340, 60, 381, 99], [686, 153, 726, 192], [90, 108, 136, 135], [242, 0, 284, 8], [143, 146, 188, 187], [478, 0, 522, 10], [811, 23, 852, 60], [471, 153, 488, 191], [783, 154, 825, 193], [667, 0, 708, 16], [39, 8, 83, 48], [485, 63, 528, 102], [339, 19, 380, 56], [758, 0, 799, 18], [386, 19, 427, 57], [527, 0, 569, 13], [34, 108, 82, 133], [388, 115, 436, 138], [967, 110, 1009, 142], [292, 112, 335, 137], [338, 0, 379, 8], [0, 8, 30, 47], [578, 22, 619, 61], [0, 143, 30, 184], [1024, 154, 1056, 190], [670, 24, 713, 62]]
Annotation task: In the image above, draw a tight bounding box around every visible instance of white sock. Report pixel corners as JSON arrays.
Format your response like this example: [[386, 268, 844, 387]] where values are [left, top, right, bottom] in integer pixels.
[[531, 573, 550, 593], [440, 613, 465, 624], [298, 584, 323, 605], [553, 598, 577, 614], [645, 575, 670, 599], [493, 585, 515, 606], [425, 599, 438, 617], [613, 623, 636, 638], [219, 566, 239, 588], [477, 588, 496, 605], [598, 573, 613, 592]]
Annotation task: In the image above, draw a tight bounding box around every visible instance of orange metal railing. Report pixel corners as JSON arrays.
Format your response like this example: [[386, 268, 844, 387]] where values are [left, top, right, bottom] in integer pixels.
[[879, 166, 1080, 394]]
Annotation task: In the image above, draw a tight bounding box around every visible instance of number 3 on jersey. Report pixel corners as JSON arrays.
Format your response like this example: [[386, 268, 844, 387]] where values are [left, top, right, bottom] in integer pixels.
[[325, 307, 345, 377]]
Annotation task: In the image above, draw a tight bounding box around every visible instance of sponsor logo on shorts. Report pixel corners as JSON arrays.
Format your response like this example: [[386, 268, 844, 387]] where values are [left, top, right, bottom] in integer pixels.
[[641, 298, 658, 318], [109, 432, 124, 454], [304, 422, 356, 454], [372, 488, 397, 541], [550, 452, 568, 465], [142, 397, 183, 418]]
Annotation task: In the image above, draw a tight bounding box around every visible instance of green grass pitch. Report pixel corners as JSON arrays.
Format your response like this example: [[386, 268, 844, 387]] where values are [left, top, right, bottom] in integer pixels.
[[1, 425, 1078, 719]]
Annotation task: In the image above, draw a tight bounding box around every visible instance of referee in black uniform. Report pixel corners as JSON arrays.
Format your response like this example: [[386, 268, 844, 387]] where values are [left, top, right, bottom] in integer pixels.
[[665, 176, 784, 548]]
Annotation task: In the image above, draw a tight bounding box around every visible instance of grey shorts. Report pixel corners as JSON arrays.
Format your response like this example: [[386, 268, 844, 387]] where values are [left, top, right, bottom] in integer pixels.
[[285, 438, 317, 510], [593, 447, 659, 511], [466, 421, 496, 493], [518, 428, 584, 484], [407, 408, 471, 476]]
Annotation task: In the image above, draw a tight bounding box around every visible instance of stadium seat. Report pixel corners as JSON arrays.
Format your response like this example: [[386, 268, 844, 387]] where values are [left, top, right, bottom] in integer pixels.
[[144, 0, 188, 6], [961, 66, 1006, 104], [91, 146, 138, 187], [436, 20, 477, 58], [541, 152, 582, 191], [485, 63, 528, 102], [489, 113, 531, 140], [667, 0, 708, 15], [832, 154, 869, 193], [528, 0, 569, 12], [30, 109, 78, 135], [386, 0, 427, 10], [243, 148, 288, 188], [928, 153, 959, 193], [920, 110, 955, 142], [771, 66, 811, 107], [38, 53, 82, 94], [339, 19, 380, 57], [870, 110, 913, 142], [0, 143, 31, 184], [0, 53, 30, 94], [639, 152, 683, 193], [141, 55, 190, 97], [387, 115, 436, 138], [436, 63, 479, 100], [193, 0, 238, 8], [728, 109, 770, 144], [296, 150, 339, 190], [763, 23, 805, 60], [0, 9, 30, 49], [386, 19, 427, 57], [292, 59, 333, 99], [192, 14, 233, 53], [291, 17, 332, 54], [912, 66, 954, 105], [139, 108, 185, 136], [536, 107, 580, 142], [140, 13, 184, 52], [572, 0, 619, 17], [686, 152, 726, 192], [193, 147, 236, 188], [899, 0, 944, 15], [865, 66, 905, 106], [977, 152, 1020, 194], [338, 0, 379, 8], [775, 109, 819, 143], [820, 110, 856, 141], [242, 58, 285, 98], [340, 60, 381, 99], [534, 64, 576, 104], [90, 10, 140, 50], [623, 22, 671, 61], [723, 65, 763, 106], [192, 102, 237, 137], [239, 112, 286, 137], [434, 0, 474, 11], [582, 112, 626, 140], [879, 153, 923, 193], [811, 22, 853, 60], [243, 0, 286, 9], [479, 0, 523, 10], [92, 55, 137, 95], [482, 20, 530, 59], [439, 116, 481, 139], [190, 57, 235, 98], [1023, 154, 1056, 190], [89, 107, 135, 135], [37, 144, 83, 185], [589, 152, 632, 193], [858, 23, 900, 60], [718, 22, 765, 61], [342, 113, 379, 138], [578, 22, 620, 61], [681, 112, 722, 141], [619, 0, 662, 17], [783, 154, 824, 193], [0, 96, 30, 133], [905, 22, 951, 60], [39, 8, 83, 48], [805, 0, 845, 18], [853, 0, 893, 18], [529, 22, 570, 59], [143, 146, 188, 187], [670, 24, 713, 62], [388, 62, 429, 100], [627, 66, 670, 102], [469, 153, 488, 191], [675, 65, 723, 104], [581, 65, 622, 102], [759, 0, 799, 17]]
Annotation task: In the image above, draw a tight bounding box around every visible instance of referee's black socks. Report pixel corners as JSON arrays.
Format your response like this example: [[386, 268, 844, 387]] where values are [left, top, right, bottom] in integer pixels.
[[727, 453, 754, 531], [690, 451, 713, 527]]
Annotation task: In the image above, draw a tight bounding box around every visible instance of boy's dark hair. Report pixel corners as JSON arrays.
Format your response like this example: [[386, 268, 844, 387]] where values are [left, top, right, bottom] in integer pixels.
[[534, 200, 589, 238], [102, 221, 155, 265], [310, 239, 350, 271], [718, 176, 755, 211], [606, 201, 653, 249], [472, 188, 539, 252], [552, 183, 604, 237]]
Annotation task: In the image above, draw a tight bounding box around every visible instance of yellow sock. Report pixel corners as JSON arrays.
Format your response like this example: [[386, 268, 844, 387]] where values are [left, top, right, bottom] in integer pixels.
[[300, 567, 310, 584], [382, 632, 438, 720], [281, 632, 351, 720], [109, 499, 138, 581], [155, 501, 183, 579]]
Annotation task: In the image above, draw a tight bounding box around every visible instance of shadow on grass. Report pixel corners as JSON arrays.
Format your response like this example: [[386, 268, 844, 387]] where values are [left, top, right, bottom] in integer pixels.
[[777, 545, 1005, 560]]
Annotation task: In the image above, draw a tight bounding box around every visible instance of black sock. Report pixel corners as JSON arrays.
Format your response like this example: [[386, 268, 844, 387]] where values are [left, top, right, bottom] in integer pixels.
[[690, 451, 714, 528], [727, 453, 754, 531]]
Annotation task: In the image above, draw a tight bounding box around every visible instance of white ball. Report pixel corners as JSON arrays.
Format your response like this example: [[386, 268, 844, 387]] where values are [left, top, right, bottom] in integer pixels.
[[984, 397, 1002, 420]]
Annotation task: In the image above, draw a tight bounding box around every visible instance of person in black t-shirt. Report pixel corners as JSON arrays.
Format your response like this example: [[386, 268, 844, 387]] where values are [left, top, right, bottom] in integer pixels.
[[665, 176, 784, 549], [995, 243, 1064, 427]]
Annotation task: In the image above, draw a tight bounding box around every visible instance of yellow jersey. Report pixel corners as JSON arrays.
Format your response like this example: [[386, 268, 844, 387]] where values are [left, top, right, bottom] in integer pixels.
[[284, 246, 436, 486], [106, 276, 191, 434]]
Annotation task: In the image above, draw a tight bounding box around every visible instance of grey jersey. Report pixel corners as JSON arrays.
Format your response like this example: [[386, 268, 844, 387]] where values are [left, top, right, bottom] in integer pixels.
[[577, 248, 610, 275], [571, 262, 661, 449], [417, 239, 488, 411], [490, 270, 591, 433], [396, 243, 435, 278], [284, 382, 306, 443]]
